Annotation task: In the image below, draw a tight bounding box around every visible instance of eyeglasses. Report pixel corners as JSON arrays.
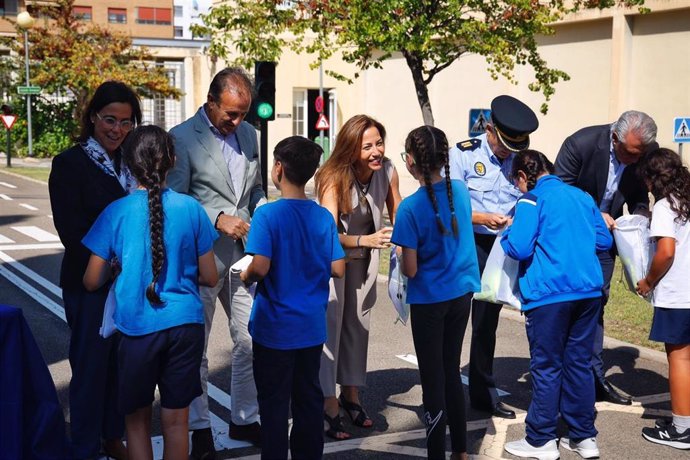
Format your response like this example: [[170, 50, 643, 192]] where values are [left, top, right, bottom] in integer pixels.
[[96, 113, 134, 132], [400, 152, 415, 165]]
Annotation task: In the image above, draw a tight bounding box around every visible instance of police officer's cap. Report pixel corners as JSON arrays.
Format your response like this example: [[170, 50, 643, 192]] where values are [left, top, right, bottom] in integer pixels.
[[490, 95, 539, 152]]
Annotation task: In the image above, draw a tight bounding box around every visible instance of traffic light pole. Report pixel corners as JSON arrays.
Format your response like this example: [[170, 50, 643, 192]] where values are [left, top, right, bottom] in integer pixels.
[[5, 129, 11, 168], [260, 119, 268, 197]]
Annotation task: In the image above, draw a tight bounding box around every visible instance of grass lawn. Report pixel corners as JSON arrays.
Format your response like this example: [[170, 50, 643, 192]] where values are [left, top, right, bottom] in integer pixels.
[[0, 165, 51, 183], [378, 246, 661, 352]]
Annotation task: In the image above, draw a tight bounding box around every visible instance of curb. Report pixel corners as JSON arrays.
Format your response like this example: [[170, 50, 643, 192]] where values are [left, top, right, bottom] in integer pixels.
[[0, 167, 49, 186]]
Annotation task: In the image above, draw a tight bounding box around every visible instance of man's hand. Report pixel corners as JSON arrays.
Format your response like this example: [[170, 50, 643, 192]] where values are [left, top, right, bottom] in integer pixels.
[[216, 214, 250, 240], [636, 277, 653, 297], [601, 212, 616, 230], [481, 213, 510, 231]]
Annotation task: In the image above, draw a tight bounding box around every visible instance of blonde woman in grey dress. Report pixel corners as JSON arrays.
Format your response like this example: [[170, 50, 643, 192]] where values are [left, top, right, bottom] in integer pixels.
[[315, 114, 403, 439]]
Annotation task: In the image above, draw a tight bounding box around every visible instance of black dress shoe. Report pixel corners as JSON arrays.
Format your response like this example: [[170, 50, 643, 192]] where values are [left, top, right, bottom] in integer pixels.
[[190, 427, 216, 460], [229, 421, 261, 446], [491, 402, 516, 419], [595, 379, 632, 405]]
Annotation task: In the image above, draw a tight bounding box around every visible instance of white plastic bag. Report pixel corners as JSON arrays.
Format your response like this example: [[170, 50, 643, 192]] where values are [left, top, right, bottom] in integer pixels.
[[100, 283, 117, 338], [387, 247, 410, 325], [474, 235, 521, 309], [613, 214, 653, 297]]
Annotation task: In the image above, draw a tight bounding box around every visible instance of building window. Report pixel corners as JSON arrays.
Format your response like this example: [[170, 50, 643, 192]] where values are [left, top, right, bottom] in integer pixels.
[[108, 8, 127, 24], [136, 7, 172, 25], [174, 26, 183, 38], [72, 5, 92, 21], [292, 90, 307, 137], [1, 0, 19, 15], [174, 5, 183, 17]]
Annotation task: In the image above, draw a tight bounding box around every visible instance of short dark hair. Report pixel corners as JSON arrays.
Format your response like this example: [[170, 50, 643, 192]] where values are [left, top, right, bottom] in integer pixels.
[[511, 149, 555, 191], [79, 81, 142, 142], [273, 136, 323, 186], [208, 67, 253, 103]]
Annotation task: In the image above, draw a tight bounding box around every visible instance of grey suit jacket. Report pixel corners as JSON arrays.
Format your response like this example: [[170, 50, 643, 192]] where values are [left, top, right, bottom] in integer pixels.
[[168, 107, 266, 268]]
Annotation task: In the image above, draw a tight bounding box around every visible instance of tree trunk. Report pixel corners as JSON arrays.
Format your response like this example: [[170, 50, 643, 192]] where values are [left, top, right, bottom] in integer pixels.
[[403, 50, 434, 126]]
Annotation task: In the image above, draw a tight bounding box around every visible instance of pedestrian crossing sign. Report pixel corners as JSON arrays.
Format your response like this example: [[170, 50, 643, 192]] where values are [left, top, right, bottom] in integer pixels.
[[468, 109, 491, 137], [674, 117, 690, 143]]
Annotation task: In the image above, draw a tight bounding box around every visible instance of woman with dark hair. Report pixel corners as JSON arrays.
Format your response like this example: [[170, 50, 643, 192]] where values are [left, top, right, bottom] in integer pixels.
[[501, 150, 612, 460], [49, 81, 142, 459], [315, 114, 402, 439], [636, 148, 690, 450], [82, 125, 217, 459]]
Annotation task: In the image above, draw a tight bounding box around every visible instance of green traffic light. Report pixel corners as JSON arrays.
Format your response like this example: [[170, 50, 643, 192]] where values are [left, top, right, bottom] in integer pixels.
[[257, 102, 274, 120]]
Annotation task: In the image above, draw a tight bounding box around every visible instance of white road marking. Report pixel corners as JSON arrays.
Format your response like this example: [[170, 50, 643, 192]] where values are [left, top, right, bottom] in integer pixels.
[[396, 354, 510, 397], [19, 203, 39, 211], [0, 251, 63, 297], [11, 225, 60, 242], [47, 214, 53, 219], [0, 234, 15, 244], [0, 252, 65, 321], [209, 382, 232, 410], [0, 194, 12, 200], [0, 242, 63, 251], [0, 181, 17, 189]]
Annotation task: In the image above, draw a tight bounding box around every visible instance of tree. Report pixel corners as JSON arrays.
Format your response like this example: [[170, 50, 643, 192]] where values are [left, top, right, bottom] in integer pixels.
[[0, 0, 181, 155], [192, 0, 646, 126]]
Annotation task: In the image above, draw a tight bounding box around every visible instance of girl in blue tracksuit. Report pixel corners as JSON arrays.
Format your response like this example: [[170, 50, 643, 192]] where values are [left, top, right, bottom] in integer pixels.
[[391, 126, 480, 460], [501, 150, 612, 460]]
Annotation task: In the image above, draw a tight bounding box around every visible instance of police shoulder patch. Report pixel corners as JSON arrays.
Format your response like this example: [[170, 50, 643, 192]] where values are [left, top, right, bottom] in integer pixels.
[[456, 138, 481, 152]]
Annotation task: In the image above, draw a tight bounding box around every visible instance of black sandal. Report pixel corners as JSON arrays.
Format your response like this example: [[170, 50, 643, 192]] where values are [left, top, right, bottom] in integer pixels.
[[339, 394, 373, 428], [324, 412, 351, 440]]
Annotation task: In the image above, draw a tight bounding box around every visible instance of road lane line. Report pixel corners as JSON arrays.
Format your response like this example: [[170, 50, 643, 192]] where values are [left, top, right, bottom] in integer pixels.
[[19, 203, 39, 211], [11, 225, 61, 242], [0, 254, 65, 321], [0, 242, 64, 251], [0, 251, 63, 297], [0, 194, 12, 200], [0, 234, 15, 244], [396, 354, 510, 397], [0, 181, 17, 189]]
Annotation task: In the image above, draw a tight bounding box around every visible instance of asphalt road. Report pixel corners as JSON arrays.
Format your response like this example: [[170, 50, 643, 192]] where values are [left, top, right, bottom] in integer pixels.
[[0, 168, 679, 459]]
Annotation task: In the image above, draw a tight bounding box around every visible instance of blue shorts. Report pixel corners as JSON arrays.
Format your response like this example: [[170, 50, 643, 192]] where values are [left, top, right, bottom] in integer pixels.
[[118, 323, 204, 414], [649, 307, 690, 345]]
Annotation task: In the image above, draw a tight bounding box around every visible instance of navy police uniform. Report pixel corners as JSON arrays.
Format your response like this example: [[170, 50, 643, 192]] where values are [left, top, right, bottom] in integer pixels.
[[448, 95, 538, 416]]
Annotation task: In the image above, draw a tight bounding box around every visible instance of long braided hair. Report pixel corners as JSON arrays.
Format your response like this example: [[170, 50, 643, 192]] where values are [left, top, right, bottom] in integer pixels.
[[510, 149, 554, 191], [122, 125, 175, 305], [404, 125, 458, 236]]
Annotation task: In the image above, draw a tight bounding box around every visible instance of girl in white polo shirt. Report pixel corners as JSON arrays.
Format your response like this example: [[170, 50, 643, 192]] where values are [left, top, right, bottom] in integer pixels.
[[636, 147, 690, 451]]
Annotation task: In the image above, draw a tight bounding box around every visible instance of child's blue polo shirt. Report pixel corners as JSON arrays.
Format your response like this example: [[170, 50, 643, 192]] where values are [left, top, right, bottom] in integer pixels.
[[392, 180, 480, 304], [83, 189, 218, 336], [245, 199, 345, 350]]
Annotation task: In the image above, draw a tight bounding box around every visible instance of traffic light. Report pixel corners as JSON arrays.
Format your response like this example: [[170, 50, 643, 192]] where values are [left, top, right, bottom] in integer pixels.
[[254, 61, 276, 121]]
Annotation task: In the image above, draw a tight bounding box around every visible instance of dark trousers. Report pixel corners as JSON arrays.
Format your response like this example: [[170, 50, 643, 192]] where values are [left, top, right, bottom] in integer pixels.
[[593, 248, 615, 384], [524, 298, 600, 446], [410, 294, 472, 459], [62, 287, 124, 459], [252, 341, 324, 460], [468, 233, 503, 410]]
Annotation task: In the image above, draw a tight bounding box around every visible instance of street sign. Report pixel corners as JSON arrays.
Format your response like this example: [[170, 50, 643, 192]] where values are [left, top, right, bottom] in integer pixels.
[[315, 113, 330, 130], [674, 117, 690, 143], [315, 95, 324, 113], [17, 86, 41, 95], [468, 108, 491, 137], [1, 115, 17, 130]]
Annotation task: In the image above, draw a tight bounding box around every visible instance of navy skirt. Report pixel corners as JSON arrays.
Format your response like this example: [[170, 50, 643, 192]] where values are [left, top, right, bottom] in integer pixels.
[[649, 307, 690, 345]]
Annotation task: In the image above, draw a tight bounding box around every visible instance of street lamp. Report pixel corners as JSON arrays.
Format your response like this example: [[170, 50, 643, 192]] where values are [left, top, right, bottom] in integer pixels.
[[16, 11, 35, 157]]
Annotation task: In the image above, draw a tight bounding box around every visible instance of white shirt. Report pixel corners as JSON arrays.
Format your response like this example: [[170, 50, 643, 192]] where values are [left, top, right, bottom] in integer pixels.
[[650, 197, 690, 309], [599, 135, 626, 213]]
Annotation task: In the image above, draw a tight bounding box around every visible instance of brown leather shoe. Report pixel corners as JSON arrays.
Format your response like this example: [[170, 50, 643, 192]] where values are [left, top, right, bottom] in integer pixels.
[[190, 427, 216, 460]]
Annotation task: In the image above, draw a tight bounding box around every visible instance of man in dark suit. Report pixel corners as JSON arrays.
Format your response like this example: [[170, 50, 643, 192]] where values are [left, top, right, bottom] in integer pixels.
[[555, 110, 658, 405], [168, 67, 266, 459]]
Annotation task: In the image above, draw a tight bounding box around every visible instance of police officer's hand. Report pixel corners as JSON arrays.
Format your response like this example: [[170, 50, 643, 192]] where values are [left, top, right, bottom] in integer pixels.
[[601, 212, 616, 230], [216, 214, 250, 240], [482, 213, 510, 230]]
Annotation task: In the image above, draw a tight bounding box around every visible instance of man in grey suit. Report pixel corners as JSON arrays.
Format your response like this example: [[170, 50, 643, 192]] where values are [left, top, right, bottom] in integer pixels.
[[168, 67, 266, 459]]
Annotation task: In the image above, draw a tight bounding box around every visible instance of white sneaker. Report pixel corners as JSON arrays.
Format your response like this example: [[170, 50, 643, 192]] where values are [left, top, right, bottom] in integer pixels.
[[560, 437, 600, 459], [504, 438, 560, 460]]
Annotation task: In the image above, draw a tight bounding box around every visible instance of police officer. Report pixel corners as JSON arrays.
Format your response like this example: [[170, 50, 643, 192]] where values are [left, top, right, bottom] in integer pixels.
[[449, 95, 539, 419]]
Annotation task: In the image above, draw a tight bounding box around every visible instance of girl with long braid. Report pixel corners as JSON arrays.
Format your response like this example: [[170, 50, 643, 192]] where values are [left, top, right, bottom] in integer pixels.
[[82, 125, 219, 460], [391, 126, 480, 460]]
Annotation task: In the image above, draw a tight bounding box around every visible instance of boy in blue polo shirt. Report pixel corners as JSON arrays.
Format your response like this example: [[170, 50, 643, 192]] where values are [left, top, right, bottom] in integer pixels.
[[240, 136, 345, 460]]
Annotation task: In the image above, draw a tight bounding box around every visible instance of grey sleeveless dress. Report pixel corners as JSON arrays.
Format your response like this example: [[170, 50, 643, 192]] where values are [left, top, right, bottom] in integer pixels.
[[320, 159, 393, 394]]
